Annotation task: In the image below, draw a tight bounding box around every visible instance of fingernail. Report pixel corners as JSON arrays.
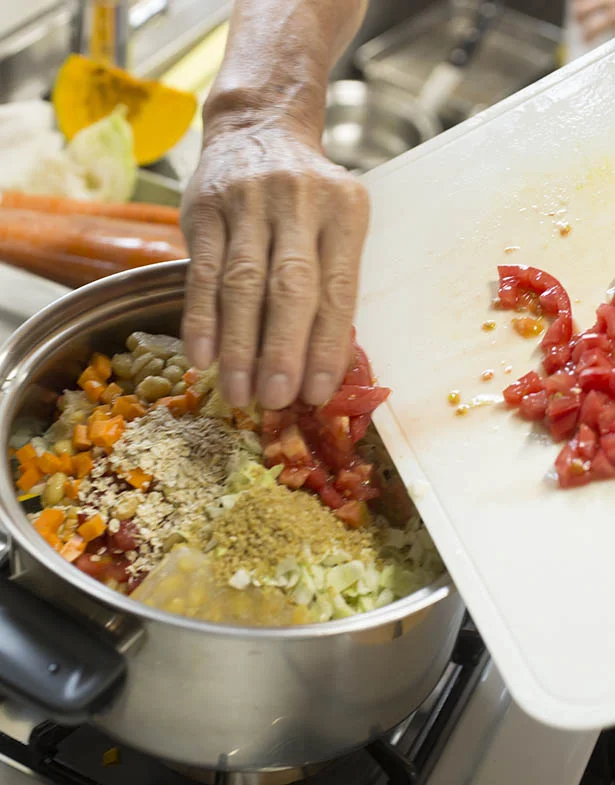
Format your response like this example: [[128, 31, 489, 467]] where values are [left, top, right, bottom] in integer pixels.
[[189, 337, 213, 370], [303, 372, 334, 406], [261, 373, 291, 410], [224, 371, 251, 408]]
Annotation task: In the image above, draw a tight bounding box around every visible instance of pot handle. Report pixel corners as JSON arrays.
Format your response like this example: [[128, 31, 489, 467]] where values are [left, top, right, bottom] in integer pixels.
[[0, 575, 126, 724]]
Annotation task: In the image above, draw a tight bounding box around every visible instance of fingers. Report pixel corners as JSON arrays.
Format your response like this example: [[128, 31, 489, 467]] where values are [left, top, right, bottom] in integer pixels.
[[218, 193, 270, 407], [575, 0, 608, 20], [257, 211, 320, 410], [181, 203, 226, 371], [302, 180, 370, 405]]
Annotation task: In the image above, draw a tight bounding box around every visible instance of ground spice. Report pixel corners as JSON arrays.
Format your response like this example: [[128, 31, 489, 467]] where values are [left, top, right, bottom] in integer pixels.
[[204, 484, 379, 585]]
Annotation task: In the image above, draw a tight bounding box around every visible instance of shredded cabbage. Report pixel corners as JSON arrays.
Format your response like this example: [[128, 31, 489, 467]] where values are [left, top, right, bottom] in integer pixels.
[[19, 106, 137, 203]]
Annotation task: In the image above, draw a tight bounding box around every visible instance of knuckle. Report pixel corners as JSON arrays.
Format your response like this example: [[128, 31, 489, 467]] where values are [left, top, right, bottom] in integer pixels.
[[269, 258, 319, 303], [222, 257, 267, 297], [335, 177, 370, 213], [182, 308, 216, 339], [322, 270, 357, 314], [189, 257, 219, 293]]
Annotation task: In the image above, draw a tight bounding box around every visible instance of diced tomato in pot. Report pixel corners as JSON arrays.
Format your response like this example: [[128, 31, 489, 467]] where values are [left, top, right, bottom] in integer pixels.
[[280, 426, 312, 465], [320, 385, 390, 418], [318, 483, 345, 510], [104, 557, 130, 584], [107, 520, 138, 553], [349, 413, 371, 444], [279, 466, 311, 490], [335, 500, 370, 529], [263, 440, 284, 466], [75, 554, 109, 579], [303, 466, 329, 492], [518, 390, 548, 421]]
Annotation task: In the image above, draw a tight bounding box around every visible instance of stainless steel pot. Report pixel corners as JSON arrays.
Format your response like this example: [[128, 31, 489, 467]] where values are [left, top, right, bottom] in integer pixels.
[[0, 260, 464, 771]]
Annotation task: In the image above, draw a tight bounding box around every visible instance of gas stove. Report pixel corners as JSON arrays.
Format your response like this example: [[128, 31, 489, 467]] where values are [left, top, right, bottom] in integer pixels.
[[0, 620, 601, 785]]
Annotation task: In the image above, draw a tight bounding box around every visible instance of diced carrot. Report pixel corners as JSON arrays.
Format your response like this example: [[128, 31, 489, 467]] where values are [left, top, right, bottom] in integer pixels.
[[83, 379, 106, 403], [112, 395, 146, 420], [233, 408, 257, 431], [125, 467, 152, 491], [17, 464, 43, 492], [100, 382, 122, 404], [72, 423, 92, 451], [15, 443, 37, 465], [91, 353, 112, 381], [186, 388, 203, 412], [72, 451, 94, 478], [77, 514, 107, 542], [156, 395, 188, 417], [34, 508, 65, 536], [183, 368, 200, 386], [78, 366, 101, 388], [38, 451, 63, 474], [87, 405, 111, 428], [88, 415, 125, 449], [63, 478, 81, 500], [59, 535, 86, 562], [57, 452, 74, 474]]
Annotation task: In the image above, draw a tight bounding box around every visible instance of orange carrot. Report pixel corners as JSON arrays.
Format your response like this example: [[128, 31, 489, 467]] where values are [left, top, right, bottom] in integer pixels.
[[59, 535, 86, 562], [0, 192, 180, 226], [72, 451, 94, 478], [125, 468, 152, 491], [112, 395, 147, 420], [17, 464, 42, 492], [183, 368, 200, 386], [91, 353, 112, 381], [0, 240, 126, 287], [63, 478, 81, 500], [15, 443, 37, 465], [186, 388, 202, 412], [88, 415, 125, 449], [0, 209, 186, 267], [156, 395, 188, 417], [34, 508, 65, 537], [83, 379, 106, 403], [100, 382, 122, 404], [78, 366, 102, 387], [57, 452, 74, 475], [77, 514, 106, 542], [72, 424, 92, 452], [38, 451, 63, 474]]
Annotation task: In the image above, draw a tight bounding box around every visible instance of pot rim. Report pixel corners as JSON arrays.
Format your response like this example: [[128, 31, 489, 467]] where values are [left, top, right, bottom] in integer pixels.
[[0, 261, 454, 640]]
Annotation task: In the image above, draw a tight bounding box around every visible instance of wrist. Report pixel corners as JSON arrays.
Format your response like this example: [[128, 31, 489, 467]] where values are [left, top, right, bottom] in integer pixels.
[[202, 82, 325, 147]]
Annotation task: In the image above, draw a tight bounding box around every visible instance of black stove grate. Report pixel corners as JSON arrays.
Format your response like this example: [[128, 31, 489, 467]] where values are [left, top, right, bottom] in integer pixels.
[[0, 620, 486, 785]]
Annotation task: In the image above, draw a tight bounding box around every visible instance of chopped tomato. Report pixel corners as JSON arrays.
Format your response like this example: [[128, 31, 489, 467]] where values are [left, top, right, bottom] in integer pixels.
[[503, 371, 544, 405], [75, 553, 108, 580], [549, 410, 579, 442], [597, 402, 615, 435], [542, 344, 572, 374], [555, 443, 591, 489], [577, 424, 598, 461], [596, 303, 615, 337], [280, 426, 311, 465], [107, 521, 138, 553], [335, 500, 370, 529], [279, 466, 312, 490], [579, 390, 609, 430], [518, 390, 548, 421], [591, 449, 615, 480], [320, 385, 390, 418], [543, 371, 577, 396], [103, 557, 130, 584], [578, 367, 613, 394], [601, 433, 615, 465], [571, 333, 612, 363], [546, 390, 581, 420], [349, 413, 371, 444], [318, 483, 345, 510], [303, 466, 329, 492]]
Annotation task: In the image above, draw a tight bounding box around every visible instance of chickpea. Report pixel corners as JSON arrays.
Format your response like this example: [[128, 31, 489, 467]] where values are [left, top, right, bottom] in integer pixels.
[[133, 357, 165, 385], [42, 472, 68, 507], [162, 365, 184, 384], [136, 376, 172, 403], [111, 353, 134, 379], [171, 381, 187, 396]]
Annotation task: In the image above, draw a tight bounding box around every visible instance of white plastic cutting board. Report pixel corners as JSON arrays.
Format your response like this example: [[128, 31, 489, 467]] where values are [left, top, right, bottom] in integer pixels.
[[357, 41, 615, 732]]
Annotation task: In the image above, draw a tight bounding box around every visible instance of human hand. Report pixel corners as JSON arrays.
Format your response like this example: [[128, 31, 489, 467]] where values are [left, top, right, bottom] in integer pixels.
[[180, 115, 370, 411], [574, 0, 615, 41]]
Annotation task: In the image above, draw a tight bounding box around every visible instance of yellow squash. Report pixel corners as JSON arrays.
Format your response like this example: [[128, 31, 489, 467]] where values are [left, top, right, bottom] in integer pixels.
[[52, 55, 197, 166]]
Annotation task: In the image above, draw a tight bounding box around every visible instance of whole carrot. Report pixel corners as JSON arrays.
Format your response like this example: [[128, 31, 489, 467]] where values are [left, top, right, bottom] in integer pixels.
[[0, 191, 180, 226], [0, 208, 187, 268], [0, 240, 126, 287]]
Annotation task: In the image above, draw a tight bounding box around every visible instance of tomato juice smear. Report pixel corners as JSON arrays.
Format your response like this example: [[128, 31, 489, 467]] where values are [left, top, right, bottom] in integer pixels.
[[498, 264, 615, 489], [260, 330, 391, 528]]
